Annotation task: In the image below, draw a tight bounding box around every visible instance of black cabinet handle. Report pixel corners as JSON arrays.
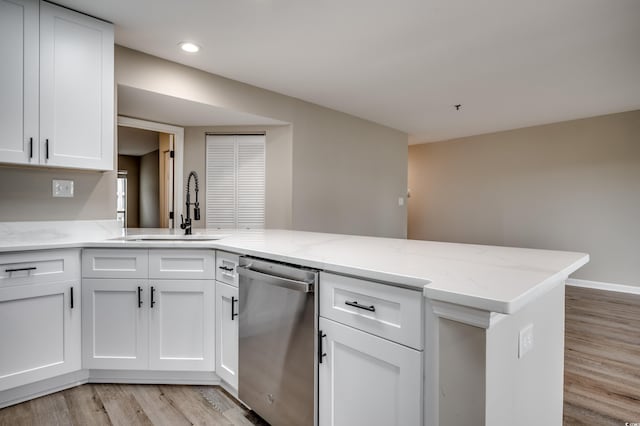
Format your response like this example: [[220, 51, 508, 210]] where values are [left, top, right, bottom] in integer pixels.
[[150, 286, 156, 308], [29, 137, 33, 158], [70, 286, 74, 309], [137, 286, 143, 308], [231, 296, 238, 321], [5, 266, 36, 273], [219, 266, 234, 272], [318, 330, 327, 364], [345, 300, 376, 312], [45, 139, 49, 159]]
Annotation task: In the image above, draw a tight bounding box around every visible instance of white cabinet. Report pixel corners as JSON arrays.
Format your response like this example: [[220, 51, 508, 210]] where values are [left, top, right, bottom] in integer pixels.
[[0, 250, 81, 392], [82, 249, 215, 372], [82, 279, 148, 370], [318, 317, 422, 426], [318, 272, 424, 426], [215, 281, 238, 389], [0, 0, 38, 165], [0, 0, 114, 171]]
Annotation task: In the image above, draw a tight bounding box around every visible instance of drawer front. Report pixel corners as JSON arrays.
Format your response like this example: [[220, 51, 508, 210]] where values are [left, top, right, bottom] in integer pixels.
[[82, 249, 148, 278], [319, 272, 423, 350], [0, 249, 80, 287], [215, 251, 240, 287], [149, 249, 215, 280]]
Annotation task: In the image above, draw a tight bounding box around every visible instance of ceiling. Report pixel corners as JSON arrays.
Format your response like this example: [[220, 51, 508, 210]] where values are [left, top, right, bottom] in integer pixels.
[[117, 126, 159, 156], [59, 0, 640, 143]]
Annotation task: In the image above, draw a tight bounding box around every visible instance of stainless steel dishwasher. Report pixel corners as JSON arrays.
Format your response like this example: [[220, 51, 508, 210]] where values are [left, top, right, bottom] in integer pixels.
[[237, 256, 318, 426]]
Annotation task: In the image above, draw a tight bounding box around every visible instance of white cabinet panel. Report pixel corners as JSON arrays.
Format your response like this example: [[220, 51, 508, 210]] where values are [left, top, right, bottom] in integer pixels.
[[148, 280, 214, 371], [318, 317, 422, 426], [39, 1, 114, 170], [82, 249, 148, 279], [320, 272, 424, 350], [82, 279, 148, 370], [215, 251, 239, 287], [148, 250, 215, 280], [0, 249, 80, 286], [0, 0, 38, 165], [0, 280, 80, 391], [215, 281, 238, 389]]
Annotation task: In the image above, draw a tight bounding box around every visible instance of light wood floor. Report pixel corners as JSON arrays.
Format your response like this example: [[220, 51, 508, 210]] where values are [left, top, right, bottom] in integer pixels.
[[0, 384, 268, 426], [564, 285, 640, 425]]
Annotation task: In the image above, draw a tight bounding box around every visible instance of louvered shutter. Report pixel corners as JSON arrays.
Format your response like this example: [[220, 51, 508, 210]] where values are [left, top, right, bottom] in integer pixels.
[[205, 135, 265, 229]]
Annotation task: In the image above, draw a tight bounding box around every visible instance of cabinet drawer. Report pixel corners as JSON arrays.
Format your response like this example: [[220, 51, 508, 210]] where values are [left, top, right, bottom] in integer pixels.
[[215, 251, 240, 287], [0, 249, 80, 287], [149, 250, 215, 280], [82, 249, 148, 278], [319, 272, 423, 350]]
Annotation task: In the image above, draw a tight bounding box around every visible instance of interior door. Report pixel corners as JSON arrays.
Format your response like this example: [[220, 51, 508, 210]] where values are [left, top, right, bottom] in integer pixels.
[[159, 132, 174, 228]]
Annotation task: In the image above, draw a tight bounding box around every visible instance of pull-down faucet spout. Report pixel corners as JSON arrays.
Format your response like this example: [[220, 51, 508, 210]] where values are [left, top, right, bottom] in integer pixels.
[[180, 171, 200, 235]]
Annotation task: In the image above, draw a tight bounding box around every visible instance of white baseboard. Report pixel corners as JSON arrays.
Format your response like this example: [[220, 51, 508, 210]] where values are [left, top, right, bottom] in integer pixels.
[[566, 278, 640, 295], [88, 369, 220, 385], [0, 370, 89, 409]]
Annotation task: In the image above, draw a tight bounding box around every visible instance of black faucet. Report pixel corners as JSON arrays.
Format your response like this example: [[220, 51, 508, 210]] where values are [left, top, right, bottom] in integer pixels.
[[180, 171, 200, 235]]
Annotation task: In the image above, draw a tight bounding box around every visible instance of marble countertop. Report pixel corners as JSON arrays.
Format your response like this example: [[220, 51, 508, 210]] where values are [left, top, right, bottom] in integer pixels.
[[0, 221, 589, 314]]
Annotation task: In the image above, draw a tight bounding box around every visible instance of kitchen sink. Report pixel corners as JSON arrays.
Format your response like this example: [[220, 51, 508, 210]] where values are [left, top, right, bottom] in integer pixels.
[[111, 234, 226, 242]]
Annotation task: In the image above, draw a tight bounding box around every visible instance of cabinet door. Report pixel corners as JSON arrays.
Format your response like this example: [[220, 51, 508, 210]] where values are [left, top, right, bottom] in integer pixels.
[[148, 280, 214, 371], [0, 0, 38, 165], [0, 281, 80, 391], [215, 281, 238, 389], [82, 279, 148, 370], [318, 317, 423, 426], [39, 1, 114, 170]]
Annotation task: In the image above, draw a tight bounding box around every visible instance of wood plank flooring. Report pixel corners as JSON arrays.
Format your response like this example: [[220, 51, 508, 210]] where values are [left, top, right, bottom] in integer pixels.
[[564, 285, 640, 425], [0, 385, 268, 426]]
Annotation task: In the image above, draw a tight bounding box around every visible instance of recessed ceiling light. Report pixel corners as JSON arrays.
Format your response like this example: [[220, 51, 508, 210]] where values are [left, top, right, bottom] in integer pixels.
[[179, 42, 200, 53]]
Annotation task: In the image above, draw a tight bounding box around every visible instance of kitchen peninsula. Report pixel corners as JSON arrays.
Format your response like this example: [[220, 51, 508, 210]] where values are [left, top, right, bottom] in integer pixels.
[[0, 220, 588, 426]]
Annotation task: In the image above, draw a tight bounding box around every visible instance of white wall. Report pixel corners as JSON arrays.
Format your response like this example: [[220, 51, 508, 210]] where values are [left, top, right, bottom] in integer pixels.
[[409, 110, 640, 285]]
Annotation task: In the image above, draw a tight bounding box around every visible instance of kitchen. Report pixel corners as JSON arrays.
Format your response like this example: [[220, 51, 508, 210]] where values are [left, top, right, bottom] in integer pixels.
[[0, 0, 639, 425]]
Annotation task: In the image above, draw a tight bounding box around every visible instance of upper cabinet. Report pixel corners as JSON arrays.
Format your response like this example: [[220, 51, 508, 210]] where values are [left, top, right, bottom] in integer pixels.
[[0, 0, 114, 171]]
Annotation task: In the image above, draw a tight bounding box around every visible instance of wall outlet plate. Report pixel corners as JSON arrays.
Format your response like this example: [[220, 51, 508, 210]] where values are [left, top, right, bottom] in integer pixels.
[[518, 324, 534, 358], [53, 180, 74, 197]]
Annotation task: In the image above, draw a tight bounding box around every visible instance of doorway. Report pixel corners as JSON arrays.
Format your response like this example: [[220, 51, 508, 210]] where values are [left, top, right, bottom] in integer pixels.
[[116, 117, 184, 229]]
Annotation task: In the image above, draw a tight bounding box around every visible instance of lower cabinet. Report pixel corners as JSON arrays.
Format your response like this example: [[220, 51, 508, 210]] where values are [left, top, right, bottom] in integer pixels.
[[318, 317, 423, 426], [215, 281, 239, 389], [83, 278, 214, 371], [0, 280, 80, 391]]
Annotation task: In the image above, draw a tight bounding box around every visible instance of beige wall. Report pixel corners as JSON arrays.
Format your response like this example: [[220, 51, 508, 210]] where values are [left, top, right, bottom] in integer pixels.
[[408, 110, 640, 285], [184, 126, 293, 230], [139, 150, 160, 228], [117, 46, 408, 237], [0, 166, 115, 221]]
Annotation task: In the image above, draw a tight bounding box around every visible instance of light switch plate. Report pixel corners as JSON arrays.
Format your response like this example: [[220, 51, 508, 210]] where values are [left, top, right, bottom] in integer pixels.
[[518, 324, 534, 358], [53, 179, 74, 197]]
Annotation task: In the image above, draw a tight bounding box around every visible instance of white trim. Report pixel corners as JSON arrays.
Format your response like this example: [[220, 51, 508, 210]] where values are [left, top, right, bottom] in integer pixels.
[[431, 300, 506, 329], [117, 116, 185, 225], [88, 369, 220, 385], [0, 370, 89, 409], [566, 278, 640, 295]]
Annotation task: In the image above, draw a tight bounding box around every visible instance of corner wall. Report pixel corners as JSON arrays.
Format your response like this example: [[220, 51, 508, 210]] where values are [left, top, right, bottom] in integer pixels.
[[408, 110, 640, 285]]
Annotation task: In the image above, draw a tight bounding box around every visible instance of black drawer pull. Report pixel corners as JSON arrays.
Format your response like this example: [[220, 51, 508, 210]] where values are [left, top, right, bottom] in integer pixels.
[[5, 266, 37, 273], [150, 286, 156, 308], [137, 286, 143, 308], [231, 296, 239, 320], [219, 266, 234, 272], [345, 300, 376, 312], [70, 286, 74, 309], [29, 137, 33, 158], [45, 139, 49, 159], [318, 330, 327, 364]]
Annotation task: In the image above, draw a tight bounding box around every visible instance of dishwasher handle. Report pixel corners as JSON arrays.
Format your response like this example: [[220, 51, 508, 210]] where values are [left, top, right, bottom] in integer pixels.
[[237, 265, 314, 293]]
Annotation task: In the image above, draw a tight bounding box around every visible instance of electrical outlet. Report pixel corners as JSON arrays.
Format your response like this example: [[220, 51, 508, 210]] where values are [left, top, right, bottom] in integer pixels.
[[52, 179, 74, 198], [518, 324, 534, 358]]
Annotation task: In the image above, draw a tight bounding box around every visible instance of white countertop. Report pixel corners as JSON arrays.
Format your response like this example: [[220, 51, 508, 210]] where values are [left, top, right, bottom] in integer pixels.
[[0, 221, 589, 314]]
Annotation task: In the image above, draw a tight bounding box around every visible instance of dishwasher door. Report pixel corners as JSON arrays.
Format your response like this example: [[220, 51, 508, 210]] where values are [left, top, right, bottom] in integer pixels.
[[237, 257, 318, 426]]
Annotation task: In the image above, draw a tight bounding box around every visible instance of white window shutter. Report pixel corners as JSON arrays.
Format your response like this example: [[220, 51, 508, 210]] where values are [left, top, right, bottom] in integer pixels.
[[206, 135, 236, 229], [236, 136, 265, 229], [206, 134, 265, 229]]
